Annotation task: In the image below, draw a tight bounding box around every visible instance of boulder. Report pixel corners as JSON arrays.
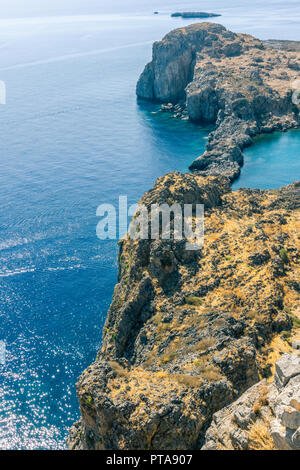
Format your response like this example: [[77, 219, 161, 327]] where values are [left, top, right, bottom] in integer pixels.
[[275, 354, 300, 389]]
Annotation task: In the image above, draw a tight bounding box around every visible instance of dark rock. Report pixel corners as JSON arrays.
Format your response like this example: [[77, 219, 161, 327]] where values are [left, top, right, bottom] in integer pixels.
[[248, 249, 271, 267], [171, 12, 221, 19]]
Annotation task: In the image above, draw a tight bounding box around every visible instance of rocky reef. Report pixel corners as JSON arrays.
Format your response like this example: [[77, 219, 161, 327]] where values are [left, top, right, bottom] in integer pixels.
[[136, 23, 300, 181], [202, 353, 300, 450], [68, 174, 300, 450]]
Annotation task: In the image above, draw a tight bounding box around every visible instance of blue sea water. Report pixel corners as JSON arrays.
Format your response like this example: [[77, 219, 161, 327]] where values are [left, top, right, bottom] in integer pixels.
[[0, 0, 299, 449], [233, 130, 300, 189]]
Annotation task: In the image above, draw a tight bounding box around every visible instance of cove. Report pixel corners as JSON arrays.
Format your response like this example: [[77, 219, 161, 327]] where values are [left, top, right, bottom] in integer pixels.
[[233, 129, 300, 190]]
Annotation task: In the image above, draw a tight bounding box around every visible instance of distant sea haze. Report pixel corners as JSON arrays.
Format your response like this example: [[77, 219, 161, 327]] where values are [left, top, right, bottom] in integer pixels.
[[0, 0, 300, 39], [0, 0, 299, 449]]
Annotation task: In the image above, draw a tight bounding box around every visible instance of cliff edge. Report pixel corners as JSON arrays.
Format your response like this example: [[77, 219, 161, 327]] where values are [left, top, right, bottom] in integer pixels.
[[68, 175, 300, 450]]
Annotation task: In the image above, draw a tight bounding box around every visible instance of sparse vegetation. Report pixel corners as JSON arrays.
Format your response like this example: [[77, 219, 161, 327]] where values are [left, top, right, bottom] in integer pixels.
[[185, 296, 203, 306], [248, 419, 275, 450], [279, 248, 289, 264], [281, 330, 291, 341], [108, 361, 127, 377], [174, 374, 203, 388], [253, 386, 269, 414], [291, 315, 300, 329], [160, 351, 178, 364], [86, 396, 93, 405], [189, 337, 216, 352], [202, 364, 223, 382]]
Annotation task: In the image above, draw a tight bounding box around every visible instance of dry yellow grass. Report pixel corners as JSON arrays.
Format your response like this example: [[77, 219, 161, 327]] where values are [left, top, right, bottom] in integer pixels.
[[264, 336, 293, 380], [248, 420, 275, 450], [108, 361, 127, 377], [202, 365, 223, 382], [188, 337, 216, 353], [174, 374, 203, 388], [253, 385, 269, 414]]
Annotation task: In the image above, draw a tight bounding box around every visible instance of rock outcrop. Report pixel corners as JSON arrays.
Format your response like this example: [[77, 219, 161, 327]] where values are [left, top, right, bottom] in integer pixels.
[[137, 23, 300, 181], [202, 353, 300, 450], [68, 175, 300, 450]]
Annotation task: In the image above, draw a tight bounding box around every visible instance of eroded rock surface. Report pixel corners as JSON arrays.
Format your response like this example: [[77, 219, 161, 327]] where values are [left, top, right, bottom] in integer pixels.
[[137, 23, 300, 181], [68, 175, 300, 450]]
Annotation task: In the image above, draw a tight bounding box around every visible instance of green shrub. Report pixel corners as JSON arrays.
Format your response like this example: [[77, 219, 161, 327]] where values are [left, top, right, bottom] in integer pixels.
[[291, 316, 300, 329], [281, 330, 291, 341], [279, 248, 289, 264]]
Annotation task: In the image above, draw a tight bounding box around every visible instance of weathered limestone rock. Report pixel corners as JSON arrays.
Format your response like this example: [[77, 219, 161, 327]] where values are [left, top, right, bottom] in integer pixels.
[[278, 405, 300, 430], [137, 23, 300, 181], [292, 427, 300, 447], [275, 353, 300, 388], [270, 419, 293, 450]]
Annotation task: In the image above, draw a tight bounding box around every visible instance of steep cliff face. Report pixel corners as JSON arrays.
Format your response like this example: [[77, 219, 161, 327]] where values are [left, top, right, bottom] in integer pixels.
[[137, 23, 300, 180], [68, 175, 300, 450], [137, 23, 236, 103]]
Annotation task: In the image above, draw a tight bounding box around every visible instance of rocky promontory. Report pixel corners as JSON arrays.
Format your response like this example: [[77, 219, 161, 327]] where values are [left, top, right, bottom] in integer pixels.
[[68, 23, 300, 451], [68, 174, 300, 450], [137, 23, 300, 181]]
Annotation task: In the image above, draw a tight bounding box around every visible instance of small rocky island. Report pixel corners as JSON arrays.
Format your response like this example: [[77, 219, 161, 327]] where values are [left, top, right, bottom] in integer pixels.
[[171, 12, 221, 19], [69, 24, 300, 450], [69, 171, 300, 449]]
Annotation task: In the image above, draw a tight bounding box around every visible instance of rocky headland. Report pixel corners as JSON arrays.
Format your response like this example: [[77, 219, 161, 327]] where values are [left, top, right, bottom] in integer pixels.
[[69, 174, 300, 450], [137, 23, 300, 181], [68, 23, 300, 450]]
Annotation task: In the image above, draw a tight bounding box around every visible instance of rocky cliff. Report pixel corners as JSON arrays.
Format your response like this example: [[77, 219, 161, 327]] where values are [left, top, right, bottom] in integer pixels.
[[137, 23, 300, 181], [68, 23, 300, 451], [68, 175, 300, 450]]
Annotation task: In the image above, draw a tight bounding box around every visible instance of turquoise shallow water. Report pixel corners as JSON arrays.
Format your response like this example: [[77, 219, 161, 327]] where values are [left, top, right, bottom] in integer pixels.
[[0, 0, 299, 450], [233, 130, 300, 190]]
